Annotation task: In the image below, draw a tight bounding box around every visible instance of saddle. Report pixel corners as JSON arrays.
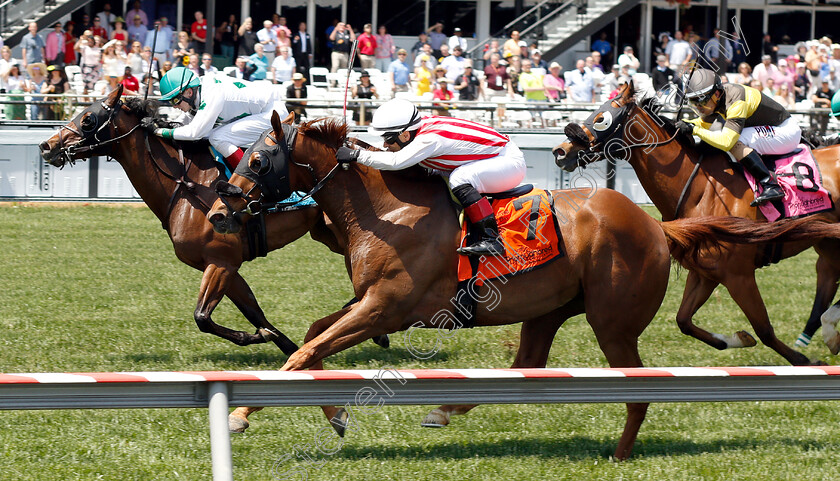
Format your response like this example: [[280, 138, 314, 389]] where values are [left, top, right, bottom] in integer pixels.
[[740, 144, 834, 222]]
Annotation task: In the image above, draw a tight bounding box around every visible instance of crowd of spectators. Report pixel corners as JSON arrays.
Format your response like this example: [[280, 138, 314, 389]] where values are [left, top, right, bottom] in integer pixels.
[[3, 6, 840, 127]]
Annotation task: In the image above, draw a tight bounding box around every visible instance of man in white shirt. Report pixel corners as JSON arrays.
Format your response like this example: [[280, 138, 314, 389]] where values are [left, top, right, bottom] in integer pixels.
[[566, 59, 594, 102], [617, 46, 640, 74], [448, 27, 468, 52], [145, 17, 174, 64], [257, 20, 278, 63], [96, 3, 116, 37], [440, 46, 466, 83], [666, 31, 691, 74]]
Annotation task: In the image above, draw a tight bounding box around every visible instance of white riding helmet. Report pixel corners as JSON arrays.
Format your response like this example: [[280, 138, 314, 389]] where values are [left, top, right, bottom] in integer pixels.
[[368, 98, 422, 136]]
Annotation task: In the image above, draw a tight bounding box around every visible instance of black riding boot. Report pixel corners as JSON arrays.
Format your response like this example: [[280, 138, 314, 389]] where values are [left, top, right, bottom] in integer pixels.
[[740, 151, 785, 206], [452, 184, 506, 257]]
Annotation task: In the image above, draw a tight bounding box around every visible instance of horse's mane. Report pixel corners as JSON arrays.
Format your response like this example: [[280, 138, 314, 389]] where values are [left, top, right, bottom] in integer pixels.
[[635, 95, 705, 152], [122, 96, 212, 155], [123, 96, 162, 120], [299, 117, 347, 150]]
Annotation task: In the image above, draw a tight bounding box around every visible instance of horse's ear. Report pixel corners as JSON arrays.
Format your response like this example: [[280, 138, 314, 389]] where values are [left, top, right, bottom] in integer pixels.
[[282, 111, 294, 124], [106, 84, 123, 106], [622, 79, 635, 100], [271, 110, 283, 135]]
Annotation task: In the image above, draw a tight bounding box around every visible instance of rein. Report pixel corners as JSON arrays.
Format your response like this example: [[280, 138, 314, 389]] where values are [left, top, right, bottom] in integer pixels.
[[56, 99, 217, 229], [573, 99, 705, 220]]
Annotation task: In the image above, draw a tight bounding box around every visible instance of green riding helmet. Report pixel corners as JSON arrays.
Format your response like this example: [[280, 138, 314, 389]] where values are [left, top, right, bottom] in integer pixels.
[[159, 66, 201, 101], [831, 89, 840, 118]]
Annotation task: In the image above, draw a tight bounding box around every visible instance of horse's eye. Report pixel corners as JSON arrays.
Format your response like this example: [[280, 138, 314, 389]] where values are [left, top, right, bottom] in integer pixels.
[[249, 152, 270, 176], [81, 114, 97, 132]]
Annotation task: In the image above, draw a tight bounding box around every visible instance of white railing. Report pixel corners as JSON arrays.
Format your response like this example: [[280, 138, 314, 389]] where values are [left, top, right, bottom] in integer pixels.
[[1, 366, 839, 480]]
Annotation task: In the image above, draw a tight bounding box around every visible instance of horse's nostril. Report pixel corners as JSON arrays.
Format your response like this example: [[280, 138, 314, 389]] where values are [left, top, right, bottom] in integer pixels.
[[39, 141, 51, 153], [209, 212, 226, 225]]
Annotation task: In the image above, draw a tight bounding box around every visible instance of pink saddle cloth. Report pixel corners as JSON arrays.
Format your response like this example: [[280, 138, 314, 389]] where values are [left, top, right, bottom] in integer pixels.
[[743, 144, 834, 222]]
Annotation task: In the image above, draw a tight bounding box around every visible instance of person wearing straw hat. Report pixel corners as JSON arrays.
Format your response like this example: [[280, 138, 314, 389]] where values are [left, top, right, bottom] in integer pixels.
[[285, 72, 307, 123], [145, 66, 289, 168]]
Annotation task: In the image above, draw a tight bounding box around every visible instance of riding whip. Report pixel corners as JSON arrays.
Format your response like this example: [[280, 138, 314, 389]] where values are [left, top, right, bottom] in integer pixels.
[[676, 59, 698, 120], [342, 39, 359, 121], [144, 22, 160, 102]]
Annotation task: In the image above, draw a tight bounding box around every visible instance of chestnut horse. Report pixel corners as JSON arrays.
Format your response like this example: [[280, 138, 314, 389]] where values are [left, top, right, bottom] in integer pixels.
[[37, 85, 380, 356], [553, 81, 840, 364], [205, 111, 837, 459]]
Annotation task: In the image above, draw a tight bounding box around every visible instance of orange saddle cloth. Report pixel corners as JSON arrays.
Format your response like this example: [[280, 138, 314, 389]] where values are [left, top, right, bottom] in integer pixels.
[[457, 187, 564, 286]]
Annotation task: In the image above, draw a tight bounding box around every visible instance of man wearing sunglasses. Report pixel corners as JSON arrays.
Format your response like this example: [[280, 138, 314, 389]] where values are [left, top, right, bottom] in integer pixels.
[[144, 66, 288, 168], [676, 68, 792, 206], [335, 98, 526, 257]]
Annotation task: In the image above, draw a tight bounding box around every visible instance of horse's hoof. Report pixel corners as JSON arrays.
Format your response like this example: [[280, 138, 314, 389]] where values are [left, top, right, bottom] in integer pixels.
[[820, 306, 840, 354], [824, 333, 840, 355], [372, 334, 390, 349], [229, 414, 250, 433], [258, 328, 279, 342], [329, 408, 348, 437], [421, 408, 450, 428], [735, 331, 757, 348], [811, 359, 829, 366]]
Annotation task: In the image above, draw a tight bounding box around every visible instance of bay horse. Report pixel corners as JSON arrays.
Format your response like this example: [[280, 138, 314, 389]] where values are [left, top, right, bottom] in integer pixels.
[[553, 81, 840, 364], [37, 85, 388, 356], [205, 111, 837, 459]]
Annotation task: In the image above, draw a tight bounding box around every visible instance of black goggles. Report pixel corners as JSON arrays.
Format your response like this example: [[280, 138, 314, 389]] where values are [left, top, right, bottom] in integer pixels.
[[169, 94, 184, 106], [382, 131, 402, 144], [688, 93, 714, 108]]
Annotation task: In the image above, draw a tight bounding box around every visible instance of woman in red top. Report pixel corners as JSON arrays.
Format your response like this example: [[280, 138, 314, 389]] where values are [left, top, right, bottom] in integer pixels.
[[356, 23, 377, 69], [63, 22, 77, 65], [432, 77, 453, 115], [111, 18, 128, 45]]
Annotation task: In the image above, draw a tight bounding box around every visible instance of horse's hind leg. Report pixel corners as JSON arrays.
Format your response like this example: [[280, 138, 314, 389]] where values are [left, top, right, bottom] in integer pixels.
[[676, 270, 758, 350], [723, 273, 817, 365], [796, 252, 840, 349], [194, 263, 278, 348], [423, 300, 584, 428], [226, 271, 299, 355]]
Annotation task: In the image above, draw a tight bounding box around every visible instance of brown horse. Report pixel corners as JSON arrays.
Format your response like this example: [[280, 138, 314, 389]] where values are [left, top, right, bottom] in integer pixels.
[[204, 111, 838, 459], [553, 81, 840, 364], [36, 85, 364, 356]]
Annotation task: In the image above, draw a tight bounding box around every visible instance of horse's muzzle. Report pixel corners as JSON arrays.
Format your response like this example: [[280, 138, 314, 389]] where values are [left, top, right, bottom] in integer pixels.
[[39, 140, 60, 164], [208, 208, 242, 235]]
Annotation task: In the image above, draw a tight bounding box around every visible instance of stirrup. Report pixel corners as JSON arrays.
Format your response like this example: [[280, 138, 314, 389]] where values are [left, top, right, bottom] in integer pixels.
[[457, 239, 506, 257], [750, 184, 784, 207]]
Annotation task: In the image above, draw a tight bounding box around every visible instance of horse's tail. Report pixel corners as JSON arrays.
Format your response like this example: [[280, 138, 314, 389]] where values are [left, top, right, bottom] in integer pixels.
[[658, 215, 838, 267]]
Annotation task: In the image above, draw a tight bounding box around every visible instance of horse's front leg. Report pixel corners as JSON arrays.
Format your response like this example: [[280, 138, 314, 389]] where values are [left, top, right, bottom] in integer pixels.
[[282, 294, 398, 371], [193, 263, 270, 347], [225, 271, 299, 355], [676, 270, 758, 350]]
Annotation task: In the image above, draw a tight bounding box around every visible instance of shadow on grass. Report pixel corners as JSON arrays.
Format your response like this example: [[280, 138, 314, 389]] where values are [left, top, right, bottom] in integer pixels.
[[334, 435, 836, 462], [192, 339, 436, 368]]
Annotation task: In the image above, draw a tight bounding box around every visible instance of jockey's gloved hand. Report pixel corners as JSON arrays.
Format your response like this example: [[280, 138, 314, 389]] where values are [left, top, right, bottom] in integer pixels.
[[676, 120, 695, 141], [140, 117, 167, 137], [336, 145, 360, 165]]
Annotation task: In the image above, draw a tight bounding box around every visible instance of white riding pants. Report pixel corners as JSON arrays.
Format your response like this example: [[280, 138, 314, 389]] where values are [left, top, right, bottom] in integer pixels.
[[448, 142, 526, 193], [208, 99, 290, 157], [738, 117, 801, 156]]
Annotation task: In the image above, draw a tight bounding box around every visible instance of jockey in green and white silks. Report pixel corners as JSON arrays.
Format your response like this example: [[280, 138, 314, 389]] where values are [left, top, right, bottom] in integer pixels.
[[148, 66, 289, 167]]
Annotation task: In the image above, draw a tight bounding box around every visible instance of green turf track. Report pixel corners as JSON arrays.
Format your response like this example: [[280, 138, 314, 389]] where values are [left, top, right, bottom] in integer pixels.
[[0, 203, 838, 480]]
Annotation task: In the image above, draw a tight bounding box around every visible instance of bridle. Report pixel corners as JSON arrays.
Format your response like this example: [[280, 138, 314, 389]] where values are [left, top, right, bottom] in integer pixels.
[[566, 98, 680, 168], [54, 98, 215, 227], [54, 98, 140, 166], [215, 125, 346, 223]]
